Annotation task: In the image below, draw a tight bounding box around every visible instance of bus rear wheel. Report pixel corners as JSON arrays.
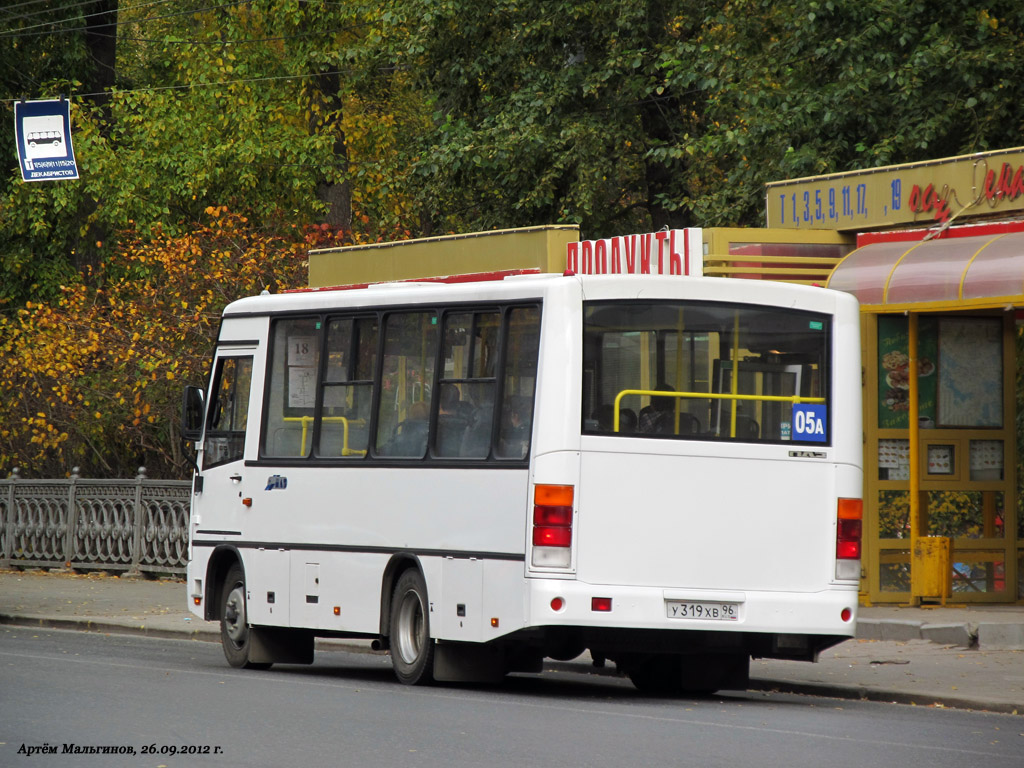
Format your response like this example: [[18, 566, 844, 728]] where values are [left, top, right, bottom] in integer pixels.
[[625, 655, 686, 696], [220, 563, 271, 670], [389, 569, 435, 685], [626, 652, 748, 696]]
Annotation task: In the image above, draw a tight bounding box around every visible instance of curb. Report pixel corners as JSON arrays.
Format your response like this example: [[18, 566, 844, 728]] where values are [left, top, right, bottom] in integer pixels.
[[0, 613, 220, 643], [743, 679, 1020, 715], [857, 619, 977, 648]]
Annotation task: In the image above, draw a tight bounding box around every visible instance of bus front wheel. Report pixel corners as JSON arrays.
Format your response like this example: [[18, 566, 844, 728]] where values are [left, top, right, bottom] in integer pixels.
[[219, 563, 271, 670], [389, 569, 435, 685]]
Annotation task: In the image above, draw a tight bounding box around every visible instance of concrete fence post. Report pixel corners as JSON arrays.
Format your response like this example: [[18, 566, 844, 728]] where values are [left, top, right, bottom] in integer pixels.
[[1, 467, 19, 568], [61, 467, 81, 569], [127, 467, 147, 578]]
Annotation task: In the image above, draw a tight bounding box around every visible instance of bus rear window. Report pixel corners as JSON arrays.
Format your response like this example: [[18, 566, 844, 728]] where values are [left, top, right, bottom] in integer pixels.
[[582, 301, 831, 445]]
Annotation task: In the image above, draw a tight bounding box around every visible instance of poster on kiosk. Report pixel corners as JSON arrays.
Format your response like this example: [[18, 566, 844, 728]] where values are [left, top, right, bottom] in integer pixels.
[[14, 98, 80, 182]]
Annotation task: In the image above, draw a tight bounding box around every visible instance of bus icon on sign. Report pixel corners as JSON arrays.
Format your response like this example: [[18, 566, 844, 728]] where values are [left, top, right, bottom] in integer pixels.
[[22, 115, 66, 160], [792, 404, 827, 442], [27, 131, 62, 148]]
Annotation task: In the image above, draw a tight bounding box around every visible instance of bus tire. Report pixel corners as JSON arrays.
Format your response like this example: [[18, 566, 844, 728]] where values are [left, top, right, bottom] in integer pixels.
[[625, 655, 686, 696], [389, 569, 435, 685], [219, 563, 271, 670]]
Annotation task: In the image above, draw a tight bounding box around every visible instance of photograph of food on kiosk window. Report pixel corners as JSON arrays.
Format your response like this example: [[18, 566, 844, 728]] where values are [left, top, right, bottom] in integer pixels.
[[582, 301, 831, 444]]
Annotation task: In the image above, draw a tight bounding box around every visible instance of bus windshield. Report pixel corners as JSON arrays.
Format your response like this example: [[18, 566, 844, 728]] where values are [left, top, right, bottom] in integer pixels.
[[582, 300, 831, 444]]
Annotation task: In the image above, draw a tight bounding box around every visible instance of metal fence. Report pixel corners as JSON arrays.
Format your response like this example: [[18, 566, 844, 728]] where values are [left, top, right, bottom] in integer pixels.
[[0, 467, 191, 577]]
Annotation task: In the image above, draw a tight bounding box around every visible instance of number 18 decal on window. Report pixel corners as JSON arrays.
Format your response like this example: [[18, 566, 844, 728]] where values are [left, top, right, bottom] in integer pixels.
[[792, 404, 827, 442]]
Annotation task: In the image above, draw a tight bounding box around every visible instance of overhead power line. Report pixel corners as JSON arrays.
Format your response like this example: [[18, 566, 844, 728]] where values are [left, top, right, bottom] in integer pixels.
[[1, 64, 405, 105], [0, 0, 357, 38], [0, 0, 255, 39], [0, 0, 176, 27], [88, 17, 377, 46], [0, 0, 86, 16]]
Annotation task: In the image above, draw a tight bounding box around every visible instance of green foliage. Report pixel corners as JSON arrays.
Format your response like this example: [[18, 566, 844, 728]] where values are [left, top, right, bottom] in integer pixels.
[[0, 0, 419, 310], [690, 0, 1024, 224], [6, 0, 1024, 477], [375, 0, 706, 236]]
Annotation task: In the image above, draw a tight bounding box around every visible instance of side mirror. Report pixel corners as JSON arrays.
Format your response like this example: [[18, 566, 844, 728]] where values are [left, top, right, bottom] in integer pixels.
[[181, 385, 206, 442]]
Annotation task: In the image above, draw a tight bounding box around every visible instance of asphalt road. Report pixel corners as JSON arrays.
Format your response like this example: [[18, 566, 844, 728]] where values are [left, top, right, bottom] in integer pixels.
[[1, 627, 1021, 768]]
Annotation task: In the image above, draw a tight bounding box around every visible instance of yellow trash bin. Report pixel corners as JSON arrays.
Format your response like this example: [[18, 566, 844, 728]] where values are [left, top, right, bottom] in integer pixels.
[[911, 536, 951, 604]]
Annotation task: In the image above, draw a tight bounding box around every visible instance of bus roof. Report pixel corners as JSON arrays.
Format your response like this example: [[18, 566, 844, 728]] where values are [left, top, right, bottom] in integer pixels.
[[222, 274, 856, 318]]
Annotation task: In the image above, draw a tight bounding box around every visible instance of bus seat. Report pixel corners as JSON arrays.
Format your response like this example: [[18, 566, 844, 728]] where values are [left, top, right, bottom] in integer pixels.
[[619, 408, 638, 433], [459, 411, 492, 458], [383, 418, 429, 457], [675, 412, 700, 435], [639, 408, 699, 436], [733, 415, 760, 439], [436, 415, 470, 457]]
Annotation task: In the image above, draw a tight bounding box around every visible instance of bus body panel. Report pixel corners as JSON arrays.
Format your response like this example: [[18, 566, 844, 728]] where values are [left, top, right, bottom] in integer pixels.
[[576, 446, 839, 592], [192, 467, 530, 636], [228, 466, 528, 555]]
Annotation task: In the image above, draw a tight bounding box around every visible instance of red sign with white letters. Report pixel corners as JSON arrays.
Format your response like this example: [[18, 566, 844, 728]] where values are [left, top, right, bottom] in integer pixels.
[[566, 229, 702, 276]]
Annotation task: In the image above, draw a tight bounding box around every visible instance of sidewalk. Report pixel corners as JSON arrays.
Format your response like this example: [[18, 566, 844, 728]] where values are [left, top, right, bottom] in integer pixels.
[[1, 569, 1022, 714]]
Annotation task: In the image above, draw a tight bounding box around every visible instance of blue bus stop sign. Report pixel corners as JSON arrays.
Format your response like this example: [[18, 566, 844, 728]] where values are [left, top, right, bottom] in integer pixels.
[[14, 99, 79, 182]]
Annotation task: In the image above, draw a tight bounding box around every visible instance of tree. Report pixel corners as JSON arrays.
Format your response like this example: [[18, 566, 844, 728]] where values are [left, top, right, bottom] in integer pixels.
[[0, 209, 331, 478], [689, 0, 1024, 225], [0, 0, 121, 305], [0, 0, 421, 311], [374, 0, 711, 237]]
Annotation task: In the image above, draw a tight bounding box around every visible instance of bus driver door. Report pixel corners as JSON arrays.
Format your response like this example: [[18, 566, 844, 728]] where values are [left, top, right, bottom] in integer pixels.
[[195, 349, 257, 535]]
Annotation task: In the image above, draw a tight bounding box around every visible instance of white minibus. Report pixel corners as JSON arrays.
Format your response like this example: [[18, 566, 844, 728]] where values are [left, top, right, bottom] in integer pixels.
[[182, 272, 862, 694]]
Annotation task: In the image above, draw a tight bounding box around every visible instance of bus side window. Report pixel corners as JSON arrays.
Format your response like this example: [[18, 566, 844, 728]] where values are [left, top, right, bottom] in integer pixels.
[[203, 356, 253, 469], [262, 317, 320, 458], [437, 311, 500, 458], [375, 311, 438, 458], [495, 306, 540, 460], [318, 316, 376, 458]]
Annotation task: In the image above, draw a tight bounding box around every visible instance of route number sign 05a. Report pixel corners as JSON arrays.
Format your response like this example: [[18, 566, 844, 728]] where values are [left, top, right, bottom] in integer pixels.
[[792, 404, 827, 443]]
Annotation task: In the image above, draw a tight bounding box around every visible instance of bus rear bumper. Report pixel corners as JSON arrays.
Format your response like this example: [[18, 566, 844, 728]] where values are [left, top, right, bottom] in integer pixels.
[[524, 579, 857, 660]]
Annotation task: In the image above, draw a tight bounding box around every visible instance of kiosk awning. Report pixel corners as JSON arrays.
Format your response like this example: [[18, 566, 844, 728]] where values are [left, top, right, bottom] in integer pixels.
[[826, 230, 1024, 306]]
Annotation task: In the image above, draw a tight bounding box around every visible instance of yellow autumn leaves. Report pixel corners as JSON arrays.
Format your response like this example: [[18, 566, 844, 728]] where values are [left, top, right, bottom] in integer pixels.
[[0, 211, 329, 479]]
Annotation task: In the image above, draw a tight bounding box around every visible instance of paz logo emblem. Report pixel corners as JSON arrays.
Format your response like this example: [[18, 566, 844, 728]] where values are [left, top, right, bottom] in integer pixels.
[[264, 475, 288, 491]]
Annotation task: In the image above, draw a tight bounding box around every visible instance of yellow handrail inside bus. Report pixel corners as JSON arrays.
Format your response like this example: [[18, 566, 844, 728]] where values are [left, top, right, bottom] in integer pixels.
[[731, 312, 741, 437], [282, 415, 367, 456], [611, 389, 825, 434]]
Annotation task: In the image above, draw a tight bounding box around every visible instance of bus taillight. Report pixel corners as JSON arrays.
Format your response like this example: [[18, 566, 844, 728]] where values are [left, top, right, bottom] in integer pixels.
[[835, 498, 862, 580], [532, 484, 574, 568]]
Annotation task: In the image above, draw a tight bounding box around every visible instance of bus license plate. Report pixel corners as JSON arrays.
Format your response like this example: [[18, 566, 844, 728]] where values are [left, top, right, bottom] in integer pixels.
[[666, 601, 739, 621]]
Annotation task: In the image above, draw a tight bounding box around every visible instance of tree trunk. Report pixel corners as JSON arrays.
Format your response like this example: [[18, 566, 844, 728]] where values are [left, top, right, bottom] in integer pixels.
[[83, 0, 118, 111], [309, 72, 352, 235]]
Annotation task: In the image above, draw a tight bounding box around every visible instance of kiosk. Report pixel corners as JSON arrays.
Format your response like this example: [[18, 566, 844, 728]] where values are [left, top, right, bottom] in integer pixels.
[[769, 148, 1024, 604]]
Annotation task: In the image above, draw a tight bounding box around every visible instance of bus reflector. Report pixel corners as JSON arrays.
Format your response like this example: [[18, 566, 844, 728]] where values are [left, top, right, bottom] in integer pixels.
[[836, 498, 862, 580], [532, 484, 574, 568], [591, 597, 612, 612]]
